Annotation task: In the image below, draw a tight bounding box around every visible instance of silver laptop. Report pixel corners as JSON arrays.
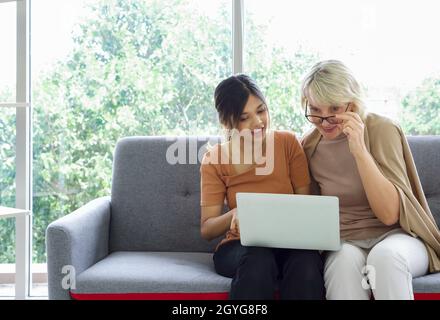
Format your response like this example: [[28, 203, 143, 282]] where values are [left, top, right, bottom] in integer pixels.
[[236, 193, 341, 251]]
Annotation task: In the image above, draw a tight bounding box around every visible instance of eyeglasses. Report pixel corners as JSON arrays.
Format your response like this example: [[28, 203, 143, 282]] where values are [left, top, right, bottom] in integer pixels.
[[304, 101, 350, 124]]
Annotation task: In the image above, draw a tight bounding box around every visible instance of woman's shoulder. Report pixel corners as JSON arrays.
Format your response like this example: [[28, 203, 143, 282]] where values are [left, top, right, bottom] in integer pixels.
[[364, 112, 402, 138], [273, 130, 299, 143], [301, 126, 318, 140], [272, 130, 306, 155], [364, 113, 407, 159]]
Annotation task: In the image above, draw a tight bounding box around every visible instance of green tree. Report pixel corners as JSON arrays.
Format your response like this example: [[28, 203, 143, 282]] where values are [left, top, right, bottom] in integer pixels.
[[247, 48, 318, 134], [31, 0, 232, 263], [401, 77, 440, 135], [243, 11, 319, 135]]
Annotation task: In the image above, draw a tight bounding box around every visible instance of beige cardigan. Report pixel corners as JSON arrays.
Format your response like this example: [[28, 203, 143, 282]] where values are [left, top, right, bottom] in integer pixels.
[[301, 112, 440, 273]]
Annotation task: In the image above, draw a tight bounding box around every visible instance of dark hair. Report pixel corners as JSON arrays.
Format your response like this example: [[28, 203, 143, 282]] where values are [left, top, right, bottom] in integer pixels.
[[214, 74, 267, 129]]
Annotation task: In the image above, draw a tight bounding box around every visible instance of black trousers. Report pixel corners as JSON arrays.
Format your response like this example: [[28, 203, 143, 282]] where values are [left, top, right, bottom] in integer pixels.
[[213, 240, 325, 300]]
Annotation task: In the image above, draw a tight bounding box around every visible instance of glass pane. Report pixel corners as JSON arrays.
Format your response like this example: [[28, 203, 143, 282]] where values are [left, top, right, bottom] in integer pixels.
[[0, 1, 17, 103], [0, 107, 16, 297], [31, 0, 232, 297], [245, 0, 440, 135]]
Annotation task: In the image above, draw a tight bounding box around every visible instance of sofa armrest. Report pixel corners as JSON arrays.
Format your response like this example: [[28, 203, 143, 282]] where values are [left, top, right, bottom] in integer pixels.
[[46, 196, 111, 300]]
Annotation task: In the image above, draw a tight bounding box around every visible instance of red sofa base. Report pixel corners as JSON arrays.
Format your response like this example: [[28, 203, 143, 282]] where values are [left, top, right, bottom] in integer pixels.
[[70, 292, 230, 300], [70, 292, 440, 300]]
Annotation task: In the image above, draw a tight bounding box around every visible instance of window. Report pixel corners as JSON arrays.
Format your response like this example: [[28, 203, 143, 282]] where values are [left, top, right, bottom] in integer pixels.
[[245, 0, 440, 135], [1, 0, 438, 298], [30, 0, 231, 296]]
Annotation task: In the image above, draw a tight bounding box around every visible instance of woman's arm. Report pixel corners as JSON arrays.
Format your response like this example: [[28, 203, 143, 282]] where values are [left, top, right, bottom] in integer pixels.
[[354, 152, 400, 225], [335, 112, 400, 226], [294, 185, 310, 195], [200, 147, 233, 240], [201, 206, 236, 241]]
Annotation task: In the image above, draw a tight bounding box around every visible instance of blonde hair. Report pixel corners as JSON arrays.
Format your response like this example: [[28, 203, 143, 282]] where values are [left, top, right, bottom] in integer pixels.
[[300, 60, 366, 118]]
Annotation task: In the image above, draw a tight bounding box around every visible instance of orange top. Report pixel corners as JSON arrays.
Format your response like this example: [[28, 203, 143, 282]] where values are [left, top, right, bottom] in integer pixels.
[[200, 130, 311, 250]]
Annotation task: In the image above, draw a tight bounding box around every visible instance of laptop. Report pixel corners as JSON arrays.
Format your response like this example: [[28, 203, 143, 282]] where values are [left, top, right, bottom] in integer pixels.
[[236, 193, 341, 251]]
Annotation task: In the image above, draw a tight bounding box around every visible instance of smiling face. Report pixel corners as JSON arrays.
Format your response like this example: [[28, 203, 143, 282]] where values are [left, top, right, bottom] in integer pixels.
[[306, 96, 350, 140], [236, 94, 269, 139], [300, 60, 365, 140]]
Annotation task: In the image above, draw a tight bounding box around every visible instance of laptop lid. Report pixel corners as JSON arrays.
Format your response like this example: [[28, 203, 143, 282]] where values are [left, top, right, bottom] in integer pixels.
[[236, 192, 340, 251]]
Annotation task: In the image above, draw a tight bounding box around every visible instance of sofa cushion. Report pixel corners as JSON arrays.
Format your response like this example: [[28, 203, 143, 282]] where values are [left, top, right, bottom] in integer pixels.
[[110, 136, 223, 253], [407, 136, 440, 227], [70, 252, 440, 300], [413, 273, 440, 293], [71, 251, 231, 296]]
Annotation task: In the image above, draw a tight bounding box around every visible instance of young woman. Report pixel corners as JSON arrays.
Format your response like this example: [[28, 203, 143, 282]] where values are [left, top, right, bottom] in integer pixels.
[[300, 60, 440, 299], [200, 74, 325, 300]]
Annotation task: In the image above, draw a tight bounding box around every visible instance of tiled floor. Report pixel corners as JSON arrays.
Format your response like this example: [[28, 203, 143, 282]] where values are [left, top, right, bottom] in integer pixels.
[[0, 283, 48, 299]]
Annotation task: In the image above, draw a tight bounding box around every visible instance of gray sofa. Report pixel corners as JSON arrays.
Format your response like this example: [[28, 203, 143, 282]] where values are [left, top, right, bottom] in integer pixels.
[[46, 135, 440, 300]]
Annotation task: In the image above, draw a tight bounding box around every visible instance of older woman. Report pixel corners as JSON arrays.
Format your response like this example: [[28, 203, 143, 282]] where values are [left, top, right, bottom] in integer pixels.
[[300, 60, 440, 300]]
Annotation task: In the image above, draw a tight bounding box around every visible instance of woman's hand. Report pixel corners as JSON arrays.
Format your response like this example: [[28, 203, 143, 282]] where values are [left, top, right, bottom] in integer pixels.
[[335, 112, 368, 159], [230, 208, 240, 232]]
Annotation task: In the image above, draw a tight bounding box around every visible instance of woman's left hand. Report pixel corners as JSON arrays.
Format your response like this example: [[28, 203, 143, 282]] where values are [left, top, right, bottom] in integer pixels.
[[335, 112, 368, 159]]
